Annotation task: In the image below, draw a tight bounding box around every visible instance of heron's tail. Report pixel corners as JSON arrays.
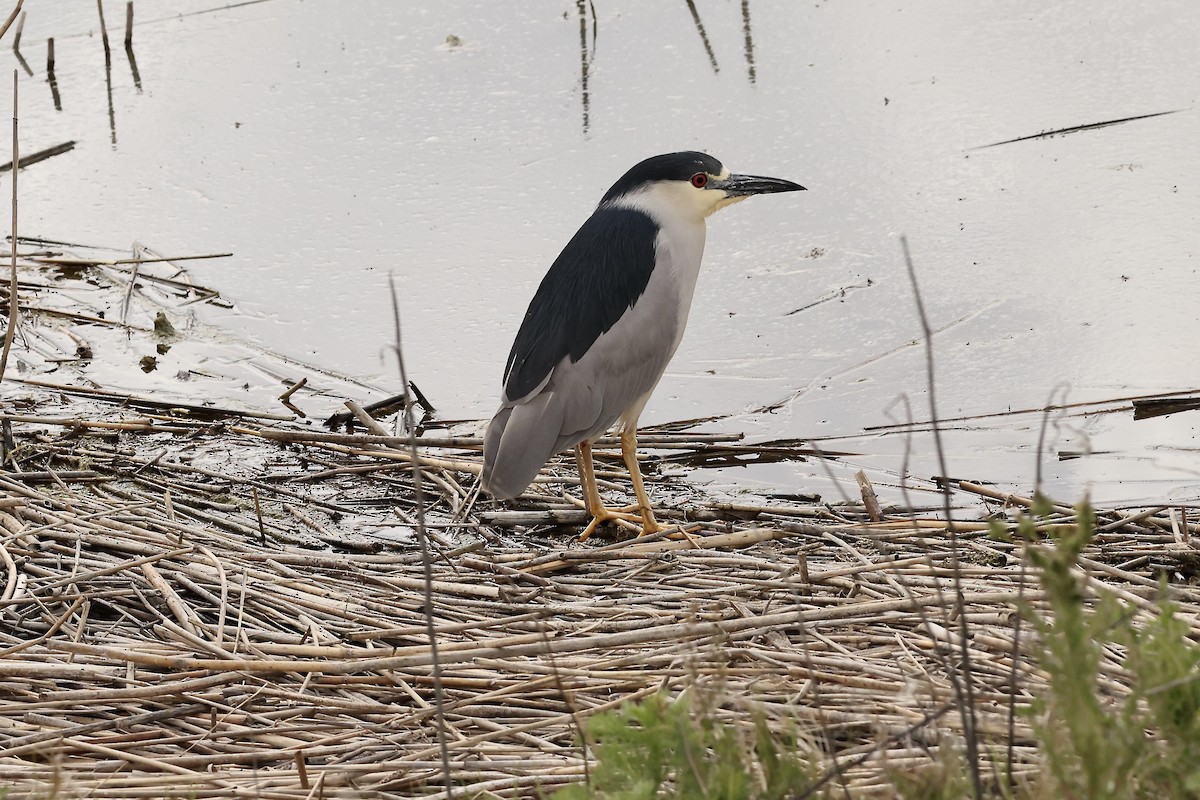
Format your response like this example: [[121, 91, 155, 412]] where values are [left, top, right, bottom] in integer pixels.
[[481, 394, 565, 500]]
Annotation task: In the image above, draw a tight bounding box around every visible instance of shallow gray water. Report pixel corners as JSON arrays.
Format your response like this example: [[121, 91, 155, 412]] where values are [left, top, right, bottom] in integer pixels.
[[9, 0, 1200, 505]]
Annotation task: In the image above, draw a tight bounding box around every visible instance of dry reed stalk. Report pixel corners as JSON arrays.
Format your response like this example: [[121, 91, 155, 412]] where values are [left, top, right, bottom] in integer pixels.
[[96, 0, 111, 56], [0, 1, 19, 46]]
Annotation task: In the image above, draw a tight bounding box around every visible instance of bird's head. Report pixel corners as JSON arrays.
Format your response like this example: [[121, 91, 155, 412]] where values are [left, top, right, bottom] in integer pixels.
[[599, 151, 805, 222]]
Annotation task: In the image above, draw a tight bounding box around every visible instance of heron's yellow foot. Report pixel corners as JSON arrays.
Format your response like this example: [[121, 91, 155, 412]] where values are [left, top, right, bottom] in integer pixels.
[[576, 500, 663, 540], [637, 505, 662, 535], [578, 506, 642, 542], [561, 493, 640, 520], [611, 502, 664, 531], [573, 439, 663, 540]]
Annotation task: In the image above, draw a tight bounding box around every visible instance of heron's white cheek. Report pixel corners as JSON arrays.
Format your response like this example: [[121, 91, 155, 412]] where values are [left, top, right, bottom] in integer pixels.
[[708, 194, 750, 216]]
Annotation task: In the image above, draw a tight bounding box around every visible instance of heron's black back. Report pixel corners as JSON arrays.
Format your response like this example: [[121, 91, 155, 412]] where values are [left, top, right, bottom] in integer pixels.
[[503, 207, 659, 402]]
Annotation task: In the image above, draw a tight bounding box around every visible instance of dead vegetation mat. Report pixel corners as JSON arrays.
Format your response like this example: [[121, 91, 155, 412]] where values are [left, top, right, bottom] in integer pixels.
[[0, 241, 1198, 798]]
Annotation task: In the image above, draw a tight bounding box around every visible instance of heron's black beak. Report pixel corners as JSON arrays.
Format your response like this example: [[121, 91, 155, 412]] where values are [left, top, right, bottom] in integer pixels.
[[715, 174, 806, 196]]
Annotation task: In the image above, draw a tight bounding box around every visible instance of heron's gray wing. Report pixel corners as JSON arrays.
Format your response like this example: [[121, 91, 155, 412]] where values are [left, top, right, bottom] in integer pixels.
[[502, 207, 660, 403]]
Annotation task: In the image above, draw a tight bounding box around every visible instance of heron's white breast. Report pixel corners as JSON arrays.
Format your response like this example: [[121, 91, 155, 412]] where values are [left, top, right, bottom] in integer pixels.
[[609, 183, 709, 355]]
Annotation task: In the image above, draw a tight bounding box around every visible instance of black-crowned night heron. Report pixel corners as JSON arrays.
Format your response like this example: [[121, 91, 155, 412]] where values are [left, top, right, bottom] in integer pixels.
[[481, 151, 805, 539]]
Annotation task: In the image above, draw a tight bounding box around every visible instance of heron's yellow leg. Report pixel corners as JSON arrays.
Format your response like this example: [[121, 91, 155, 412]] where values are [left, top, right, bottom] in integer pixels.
[[620, 429, 661, 534], [576, 442, 640, 541]]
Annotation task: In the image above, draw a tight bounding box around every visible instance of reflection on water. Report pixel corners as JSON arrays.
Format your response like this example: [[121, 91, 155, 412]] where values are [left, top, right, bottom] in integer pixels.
[[25, 13, 145, 141], [683, 0, 720, 75], [575, 0, 596, 136], [103, 49, 115, 147], [12, 47, 31, 78], [126, 42, 142, 92], [576, 1, 763, 132], [740, 0, 756, 85], [12, 11, 32, 77], [45, 37, 60, 111]]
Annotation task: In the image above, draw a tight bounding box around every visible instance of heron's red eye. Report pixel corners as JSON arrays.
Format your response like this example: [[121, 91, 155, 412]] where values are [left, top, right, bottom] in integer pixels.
[[690, 172, 708, 188]]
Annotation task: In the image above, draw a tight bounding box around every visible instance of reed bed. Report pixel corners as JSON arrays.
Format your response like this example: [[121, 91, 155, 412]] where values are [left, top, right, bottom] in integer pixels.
[[1, 241, 1198, 797], [1, 407, 1198, 798]]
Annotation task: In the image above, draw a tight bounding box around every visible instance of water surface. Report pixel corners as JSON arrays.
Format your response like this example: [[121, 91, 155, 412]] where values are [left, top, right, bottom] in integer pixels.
[[9, 0, 1199, 504]]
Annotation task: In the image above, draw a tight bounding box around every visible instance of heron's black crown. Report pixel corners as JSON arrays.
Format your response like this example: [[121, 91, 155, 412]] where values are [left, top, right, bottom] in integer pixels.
[[600, 151, 723, 205]]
